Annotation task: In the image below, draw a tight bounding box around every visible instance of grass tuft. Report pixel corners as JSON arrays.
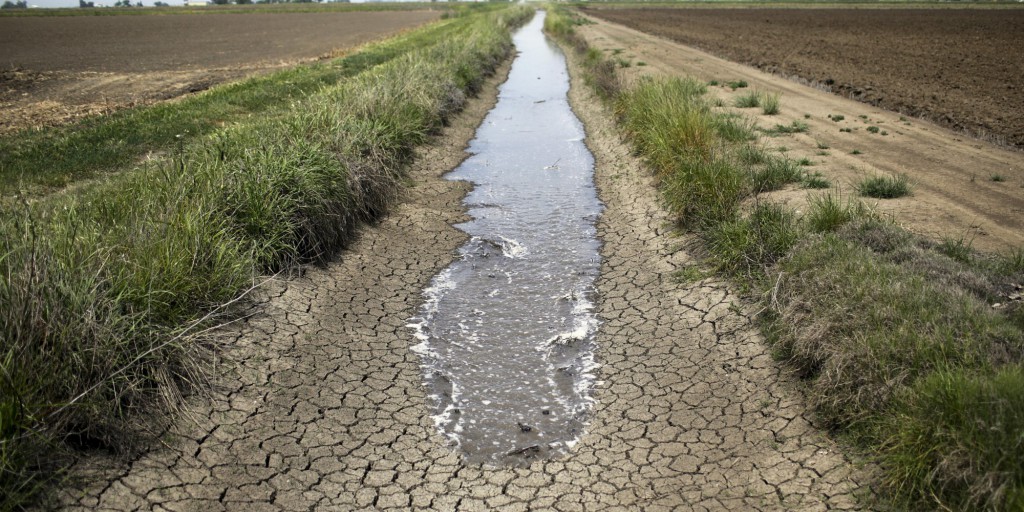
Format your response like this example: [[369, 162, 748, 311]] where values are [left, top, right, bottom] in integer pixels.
[[750, 157, 802, 193], [761, 93, 781, 115], [858, 174, 911, 199], [706, 202, 800, 276], [805, 193, 870, 232], [734, 91, 761, 108]]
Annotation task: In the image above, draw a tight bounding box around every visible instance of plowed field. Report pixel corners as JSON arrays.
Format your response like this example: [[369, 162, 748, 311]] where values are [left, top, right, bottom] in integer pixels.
[[585, 7, 1024, 148], [0, 10, 438, 133]]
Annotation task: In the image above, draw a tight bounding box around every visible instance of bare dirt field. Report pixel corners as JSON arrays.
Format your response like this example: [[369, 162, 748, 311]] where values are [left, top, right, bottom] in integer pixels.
[[585, 7, 1024, 149], [0, 10, 438, 133], [577, 12, 1024, 253]]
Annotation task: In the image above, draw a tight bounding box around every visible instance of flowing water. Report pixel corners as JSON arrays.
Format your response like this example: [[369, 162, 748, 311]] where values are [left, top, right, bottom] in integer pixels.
[[408, 11, 603, 466]]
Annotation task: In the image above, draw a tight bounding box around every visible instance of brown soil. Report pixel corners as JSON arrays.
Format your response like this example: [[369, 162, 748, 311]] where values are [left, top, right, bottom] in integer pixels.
[[578, 13, 1024, 253], [0, 11, 438, 133], [585, 7, 1024, 149]]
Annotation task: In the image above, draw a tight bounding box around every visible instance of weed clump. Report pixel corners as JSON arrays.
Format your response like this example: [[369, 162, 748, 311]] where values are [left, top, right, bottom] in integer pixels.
[[858, 174, 911, 198], [761, 93, 780, 115], [751, 157, 802, 193]]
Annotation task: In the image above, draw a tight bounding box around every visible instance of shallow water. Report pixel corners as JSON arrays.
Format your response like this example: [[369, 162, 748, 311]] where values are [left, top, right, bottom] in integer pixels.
[[408, 11, 603, 466]]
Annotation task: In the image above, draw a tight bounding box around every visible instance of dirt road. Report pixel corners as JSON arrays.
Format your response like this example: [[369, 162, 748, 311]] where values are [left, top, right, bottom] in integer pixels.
[[586, 7, 1024, 149], [0, 11, 438, 133], [60, 34, 873, 511], [578, 15, 1024, 253]]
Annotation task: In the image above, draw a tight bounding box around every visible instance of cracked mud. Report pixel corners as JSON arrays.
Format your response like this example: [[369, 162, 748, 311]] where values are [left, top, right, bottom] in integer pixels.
[[60, 21, 874, 512]]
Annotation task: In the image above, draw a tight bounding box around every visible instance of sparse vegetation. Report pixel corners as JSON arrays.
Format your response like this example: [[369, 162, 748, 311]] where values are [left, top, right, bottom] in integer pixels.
[[802, 172, 831, 189], [867, 125, 880, 134], [992, 174, 1006, 182], [828, 114, 845, 122], [764, 120, 809, 136], [727, 79, 748, 90]]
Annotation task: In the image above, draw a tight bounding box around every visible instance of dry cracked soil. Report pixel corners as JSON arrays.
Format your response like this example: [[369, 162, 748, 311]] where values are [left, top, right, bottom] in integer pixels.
[[59, 42, 875, 511]]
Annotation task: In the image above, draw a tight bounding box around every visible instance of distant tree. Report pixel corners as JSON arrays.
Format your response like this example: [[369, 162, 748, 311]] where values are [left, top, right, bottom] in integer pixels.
[[1, 0, 28, 8], [210, 0, 228, 4], [79, 0, 95, 6], [135, 1, 142, 5], [236, 0, 252, 4], [153, 0, 168, 4]]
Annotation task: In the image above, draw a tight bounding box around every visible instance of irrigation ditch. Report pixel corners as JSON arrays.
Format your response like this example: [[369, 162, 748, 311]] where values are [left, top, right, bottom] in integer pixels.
[[3, 3, 1022, 511], [48, 6, 876, 510]]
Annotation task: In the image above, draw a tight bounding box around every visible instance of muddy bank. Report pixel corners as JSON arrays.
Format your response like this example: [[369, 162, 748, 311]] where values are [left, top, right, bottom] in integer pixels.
[[59, 23, 873, 511]]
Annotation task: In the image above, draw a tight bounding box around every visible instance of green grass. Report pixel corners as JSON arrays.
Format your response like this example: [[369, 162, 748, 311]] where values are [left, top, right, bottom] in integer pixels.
[[706, 202, 800, 276], [727, 79, 749, 90], [0, 14, 472, 197], [751, 157, 802, 193], [772, 227, 1024, 509], [0, 6, 533, 509], [858, 174, 911, 199], [548, 8, 1024, 508], [734, 91, 762, 108], [733, 90, 779, 115], [805, 193, 869, 232]]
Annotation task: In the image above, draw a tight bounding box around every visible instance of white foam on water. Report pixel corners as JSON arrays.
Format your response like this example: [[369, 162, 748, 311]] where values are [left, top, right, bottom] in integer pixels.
[[498, 236, 528, 259]]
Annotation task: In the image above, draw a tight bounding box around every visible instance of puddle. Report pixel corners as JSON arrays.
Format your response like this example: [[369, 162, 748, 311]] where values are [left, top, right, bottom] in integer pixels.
[[408, 11, 603, 466]]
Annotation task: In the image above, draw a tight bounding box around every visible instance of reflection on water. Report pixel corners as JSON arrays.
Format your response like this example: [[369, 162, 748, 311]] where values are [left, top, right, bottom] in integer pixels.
[[408, 11, 603, 466]]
